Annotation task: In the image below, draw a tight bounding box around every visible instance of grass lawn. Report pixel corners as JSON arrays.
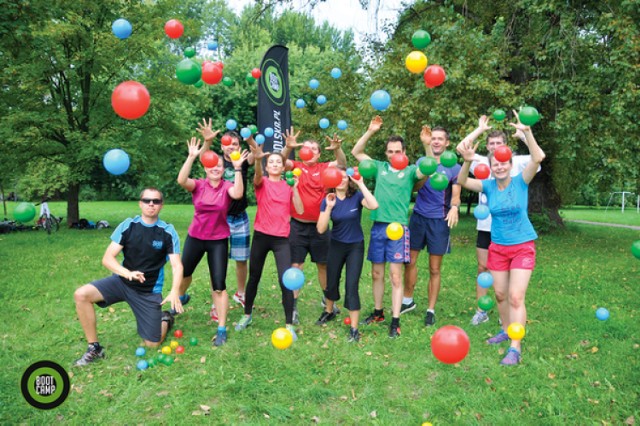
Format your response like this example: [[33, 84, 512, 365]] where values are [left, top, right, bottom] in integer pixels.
[[1, 202, 639, 424], [560, 205, 640, 227]]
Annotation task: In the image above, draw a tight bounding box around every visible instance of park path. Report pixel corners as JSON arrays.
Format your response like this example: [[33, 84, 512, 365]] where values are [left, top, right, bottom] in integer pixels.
[[566, 220, 640, 231]]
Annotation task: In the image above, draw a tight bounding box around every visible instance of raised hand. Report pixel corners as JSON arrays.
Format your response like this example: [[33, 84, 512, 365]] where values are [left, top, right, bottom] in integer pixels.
[[420, 125, 432, 145], [186, 137, 204, 158], [231, 149, 250, 169], [458, 140, 480, 162], [249, 143, 269, 160], [478, 115, 492, 132], [284, 126, 301, 149], [325, 193, 337, 208], [325, 133, 343, 151], [368, 115, 383, 133], [508, 109, 530, 133], [197, 118, 219, 141]]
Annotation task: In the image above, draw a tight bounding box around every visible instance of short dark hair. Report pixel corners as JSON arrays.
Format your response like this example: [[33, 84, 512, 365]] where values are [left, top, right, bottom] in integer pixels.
[[431, 126, 450, 140], [140, 187, 163, 200], [386, 135, 405, 150], [486, 130, 507, 144], [224, 130, 241, 142]]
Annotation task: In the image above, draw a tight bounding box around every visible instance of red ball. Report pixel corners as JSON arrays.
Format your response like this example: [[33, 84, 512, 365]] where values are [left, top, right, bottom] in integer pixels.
[[322, 167, 343, 189], [299, 146, 314, 162], [251, 68, 261, 79], [175, 345, 185, 354], [474, 163, 490, 180], [214, 61, 224, 69], [352, 171, 361, 180], [164, 19, 184, 39], [111, 81, 150, 120], [423, 65, 446, 88], [173, 329, 183, 338], [390, 153, 409, 170], [343, 317, 351, 325], [494, 146, 512, 163], [202, 61, 223, 85], [221, 135, 232, 146], [431, 325, 470, 364], [200, 151, 219, 168]]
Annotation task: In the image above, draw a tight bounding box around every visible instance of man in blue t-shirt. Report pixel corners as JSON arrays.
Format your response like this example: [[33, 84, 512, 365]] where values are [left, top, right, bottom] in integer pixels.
[[403, 126, 462, 327], [73, 188, 184, 366]]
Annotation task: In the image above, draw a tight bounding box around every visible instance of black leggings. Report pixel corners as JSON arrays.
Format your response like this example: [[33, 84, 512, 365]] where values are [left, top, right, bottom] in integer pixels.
[[181, 235, 229, 292], [244, 231, 294, 323], [324, 239, 364, 311]]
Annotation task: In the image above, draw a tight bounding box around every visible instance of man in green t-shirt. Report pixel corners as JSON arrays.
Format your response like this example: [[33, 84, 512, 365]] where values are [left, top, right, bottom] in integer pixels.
[[351, 116, 431, 338]]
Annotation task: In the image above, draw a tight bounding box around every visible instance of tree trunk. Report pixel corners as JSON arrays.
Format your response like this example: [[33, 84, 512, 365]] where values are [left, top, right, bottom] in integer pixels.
[[529, 167, 564, 226], [66, 183, 80, 227]]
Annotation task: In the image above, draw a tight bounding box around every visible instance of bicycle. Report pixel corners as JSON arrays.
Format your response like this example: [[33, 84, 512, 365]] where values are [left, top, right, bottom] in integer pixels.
[[35, 201, 62, 234]]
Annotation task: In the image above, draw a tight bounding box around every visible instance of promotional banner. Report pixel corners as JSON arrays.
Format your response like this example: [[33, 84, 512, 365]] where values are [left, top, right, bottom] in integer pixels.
[[257, 45, 291, 155]]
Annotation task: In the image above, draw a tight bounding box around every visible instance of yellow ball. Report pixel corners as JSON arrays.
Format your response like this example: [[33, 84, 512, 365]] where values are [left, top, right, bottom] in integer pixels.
[[507, 322, 526, 340], [386, 222, 404, 241], [169, 340, 179, 349], [230, 151, 241, 161], [405, 50, 428, 74], [161, 345, 172, 355], [292, 167, 302, 177], [422, 423, 433, 426], [271, 327, 293, 350]]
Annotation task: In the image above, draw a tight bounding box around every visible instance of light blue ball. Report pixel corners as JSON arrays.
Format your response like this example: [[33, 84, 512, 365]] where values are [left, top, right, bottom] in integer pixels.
[[112, 19, 132, 40], [337, 120, 348, 130], [255, 134, 265, 145], [473, 205, 490, 220], [103, 149, 130, 175], [346, 167, 354, 176], [309, 79, 320, 89], [477, 272, 494, 289], [295, 98, 306, 108], [316, 95, 327, 105], [596, 308, 609, 321], [226, 119, 237, 130], [207, 41, 218, 50], [264, 127, 274, 137], [240, 127, 252, 139], [135, 347, 146, 357], [370, 90, 391, 111], [319, 118, 330, 129], [136, 360, 149, 370], [330, 68, 342, 79], [282, 267, 305, 290]]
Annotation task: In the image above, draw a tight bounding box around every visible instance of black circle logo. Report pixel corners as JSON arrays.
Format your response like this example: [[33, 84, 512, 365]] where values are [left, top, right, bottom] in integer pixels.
[[21, 361, 70, 409]]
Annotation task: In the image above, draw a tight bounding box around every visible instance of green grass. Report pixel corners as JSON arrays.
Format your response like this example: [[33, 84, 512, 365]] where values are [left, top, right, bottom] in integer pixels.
[[561, 206, 640, 227], [1, 202, 639, 424]]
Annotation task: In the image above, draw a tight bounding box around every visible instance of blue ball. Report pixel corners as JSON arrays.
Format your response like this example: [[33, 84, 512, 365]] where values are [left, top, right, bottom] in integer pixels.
[[255, 134, 265, 145], [346, 167, 354, 176], [282, 267, 305, 290], [112, 19, 132, 40], [103, 149, 130, 175], [309, 79, 320, 89], [136, 360, 149, 370], [316, 95, 327, 105], [226, 119, 237, 130], [473, 205, 490, 220], [370, 90, 391, 111], [319, 118, 330, 129], [337, 120, 348, 130], [263, 127, 274, 137], [135, 347, 146, 357], [240, 127, 252, 139], [596, 307, 610, 321], [207, 41, 218, 50], [477, 272, 494, 289], [330, 67, 342, 79], [295, 98, 306, 108]]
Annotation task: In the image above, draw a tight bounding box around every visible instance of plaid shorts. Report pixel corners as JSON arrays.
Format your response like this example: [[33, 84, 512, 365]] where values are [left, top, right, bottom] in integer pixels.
[[227, 211, 250, 261]]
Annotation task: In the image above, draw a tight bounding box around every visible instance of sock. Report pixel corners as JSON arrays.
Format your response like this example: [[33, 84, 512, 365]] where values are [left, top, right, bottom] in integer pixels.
[[402, 297, 413, 305], [391, 317, 400, 327], [427, 309, 435, 314], [374, 308, 384, 317], [89, 342, 101, 351], [217, 326, 226, 334]]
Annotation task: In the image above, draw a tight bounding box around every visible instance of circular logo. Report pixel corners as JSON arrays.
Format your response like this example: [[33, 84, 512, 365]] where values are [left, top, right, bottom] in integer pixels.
[[21, 361, 70, 410], [260, 60, 286, 106]]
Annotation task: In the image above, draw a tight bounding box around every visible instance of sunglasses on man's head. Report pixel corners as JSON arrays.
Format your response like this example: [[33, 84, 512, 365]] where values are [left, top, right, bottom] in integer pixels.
[[140, 198, 163, 205]]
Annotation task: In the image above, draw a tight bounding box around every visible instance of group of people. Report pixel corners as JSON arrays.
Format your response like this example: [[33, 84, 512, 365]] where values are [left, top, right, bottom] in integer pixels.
[[73, 110, 544, 367]]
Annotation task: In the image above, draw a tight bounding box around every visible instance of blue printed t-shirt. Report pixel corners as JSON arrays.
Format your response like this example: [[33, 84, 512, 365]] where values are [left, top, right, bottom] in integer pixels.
[[481, 174, 537, 246], [320, 191, 365, 243], [413, 163, 461, 219], [111, 216, 181, 294]]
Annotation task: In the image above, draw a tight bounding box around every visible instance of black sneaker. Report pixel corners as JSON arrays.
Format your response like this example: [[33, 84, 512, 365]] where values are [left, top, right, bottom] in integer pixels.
[[315, 310, 337, 325], [321, 296, 341, 315], [389, 324, 401, 338], [292, 307, 300, 325], [348, 328, 361, 342], [400, 301, 416, 314], [425, 311, 436, 327], [73, 346, 105, 367], [361, 311, 385, 325]]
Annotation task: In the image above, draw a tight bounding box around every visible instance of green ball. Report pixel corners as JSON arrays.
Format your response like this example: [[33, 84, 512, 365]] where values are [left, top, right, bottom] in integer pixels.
[[631, 240, 640, 260], [358, 159, 378, 179], [189, 337, 198, 346], [184, 47, 196, 58], [248, 124, 258, 135], [194, 79, 204, 88], [419, 156, 438, 176], [246, 73, 256, 84], [147, 358, 157, 368], [493, 109, 506, 121], [440, 151, 458, 168], [222, 76, 234, 87], [13, 202, 36, 223], [176, 59, 202, 85], [156, 353, 166, 363], [286, 177, 295, 186], [412, 30, 431, 49], [429, 172, 449, 191], [162, 356, 174, 366], [519, 106, 540, 126], [285, 171, 293, 178], [478, 295, 495, 311]]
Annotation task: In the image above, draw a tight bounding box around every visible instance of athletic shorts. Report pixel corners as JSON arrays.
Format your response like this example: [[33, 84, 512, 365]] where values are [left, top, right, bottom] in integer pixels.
[[487, 241, 536, 271], [227, 211, 250, 261], [476, 230, 491, 250], [289, 218, 330, 264], [367, 222, 410, 264], [92, 275, 162, 342], [408, 214, 451, 255]]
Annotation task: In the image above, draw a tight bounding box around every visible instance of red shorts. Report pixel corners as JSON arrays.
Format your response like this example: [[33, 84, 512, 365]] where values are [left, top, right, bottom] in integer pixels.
[[487, 241, 536, 271]]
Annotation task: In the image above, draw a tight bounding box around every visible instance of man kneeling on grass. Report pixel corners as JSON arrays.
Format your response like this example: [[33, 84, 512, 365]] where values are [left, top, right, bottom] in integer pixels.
[[73, 188, 184, 366]]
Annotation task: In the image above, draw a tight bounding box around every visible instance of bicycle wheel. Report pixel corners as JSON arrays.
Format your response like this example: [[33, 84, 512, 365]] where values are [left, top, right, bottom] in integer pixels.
[[44, 216, 52, 234], [51, 216, 60, 232]]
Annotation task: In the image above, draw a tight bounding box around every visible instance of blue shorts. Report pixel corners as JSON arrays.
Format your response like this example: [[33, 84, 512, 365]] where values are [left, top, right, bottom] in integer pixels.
[[367, 222, 410, 264], [409, 213, 451, 255], [227, 211, 250, 261]]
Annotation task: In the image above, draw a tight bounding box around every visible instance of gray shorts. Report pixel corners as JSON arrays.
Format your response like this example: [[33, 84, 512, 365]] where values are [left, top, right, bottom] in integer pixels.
[[92, 275, 162, 342]]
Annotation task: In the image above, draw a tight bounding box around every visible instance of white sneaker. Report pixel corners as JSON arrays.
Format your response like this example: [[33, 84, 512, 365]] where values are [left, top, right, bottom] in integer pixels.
[[471, 310, 489, 325], [210, 304, 218, 322], [233, 292, 245, 308]]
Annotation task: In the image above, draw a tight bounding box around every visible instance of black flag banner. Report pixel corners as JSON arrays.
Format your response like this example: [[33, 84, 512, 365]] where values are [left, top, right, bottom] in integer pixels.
[[257, 45, 291, 155]]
